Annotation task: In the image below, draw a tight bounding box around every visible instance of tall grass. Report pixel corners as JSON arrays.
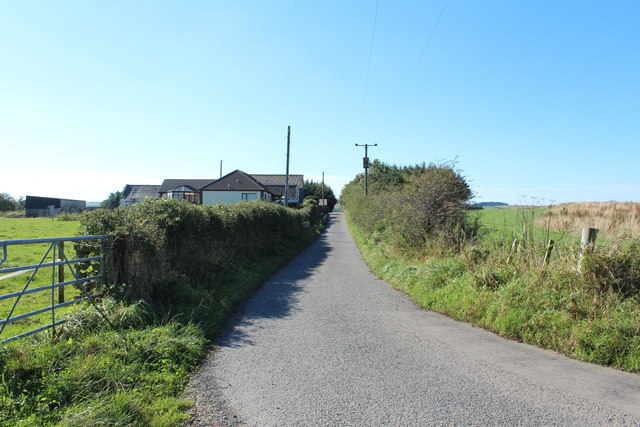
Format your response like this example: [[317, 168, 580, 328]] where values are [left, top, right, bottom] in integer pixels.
[[538, 202, 640, 240]]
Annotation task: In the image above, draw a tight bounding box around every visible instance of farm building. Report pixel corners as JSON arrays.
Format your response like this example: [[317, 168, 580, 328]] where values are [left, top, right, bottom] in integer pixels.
[[120, 184, 161, 207], [25, 196, 86, 217]]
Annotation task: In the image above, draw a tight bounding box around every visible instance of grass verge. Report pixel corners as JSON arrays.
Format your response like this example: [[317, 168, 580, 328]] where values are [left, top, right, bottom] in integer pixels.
[[0, 217, 323, 426], [347, 214, 640, 373]]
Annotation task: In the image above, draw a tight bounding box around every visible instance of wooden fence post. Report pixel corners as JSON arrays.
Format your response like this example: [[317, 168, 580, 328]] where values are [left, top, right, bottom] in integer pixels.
[[58, 242, 65, 303], [578, 227, 598, 271], [543, 239, 555, 267]]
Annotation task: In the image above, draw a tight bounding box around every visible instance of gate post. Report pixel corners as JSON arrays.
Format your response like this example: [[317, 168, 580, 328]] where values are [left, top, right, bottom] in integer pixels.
[[58, 242, 65, 303]]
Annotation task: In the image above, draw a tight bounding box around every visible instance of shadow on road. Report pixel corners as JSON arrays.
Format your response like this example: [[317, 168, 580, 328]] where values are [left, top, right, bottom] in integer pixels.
[[216, 216, 334, 348]]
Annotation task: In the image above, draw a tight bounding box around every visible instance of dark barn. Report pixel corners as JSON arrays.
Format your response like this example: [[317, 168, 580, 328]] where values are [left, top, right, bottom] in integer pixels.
[[25, 195, 86, 217]]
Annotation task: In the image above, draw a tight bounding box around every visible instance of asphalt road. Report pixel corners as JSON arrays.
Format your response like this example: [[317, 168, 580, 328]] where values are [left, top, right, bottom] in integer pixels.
[[186, 213, 640, 426]]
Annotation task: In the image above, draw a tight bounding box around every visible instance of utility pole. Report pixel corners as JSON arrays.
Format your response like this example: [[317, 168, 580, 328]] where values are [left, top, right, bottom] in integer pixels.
[[355, 143, 377, 195], [285, 126, 291, 207], [220, 160, 223, 178], [321, 171, 325, 209]]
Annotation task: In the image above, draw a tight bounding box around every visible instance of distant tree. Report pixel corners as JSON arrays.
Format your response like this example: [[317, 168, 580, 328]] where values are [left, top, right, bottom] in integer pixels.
[[101, 191, 122, 209], [303, 180, 337, 210], [0, 193, 18, 212]]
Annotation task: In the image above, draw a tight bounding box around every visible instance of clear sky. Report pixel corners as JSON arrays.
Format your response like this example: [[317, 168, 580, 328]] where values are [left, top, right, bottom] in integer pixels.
[[1, 1, 638, 204]]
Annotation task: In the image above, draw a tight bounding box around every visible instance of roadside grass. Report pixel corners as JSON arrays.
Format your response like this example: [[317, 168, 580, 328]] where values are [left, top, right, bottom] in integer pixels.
[[0, 207, 323, 426], [0, 218, 84, 342], [0, 300, 205, 426], [348, 213, 640, 373]]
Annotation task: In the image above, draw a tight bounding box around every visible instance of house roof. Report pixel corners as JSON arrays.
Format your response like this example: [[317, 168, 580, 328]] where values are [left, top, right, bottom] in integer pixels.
[[122, 185, 161, 200], [201, 170, 269, 192], [251, 174, 303, 188], [169, 185, 198, 192], [158, 179, 216, 193], [251, 174, 304, 201]]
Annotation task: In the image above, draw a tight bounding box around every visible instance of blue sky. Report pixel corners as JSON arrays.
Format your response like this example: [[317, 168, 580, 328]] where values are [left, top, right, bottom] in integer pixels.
[[1, 1, 638, 204]]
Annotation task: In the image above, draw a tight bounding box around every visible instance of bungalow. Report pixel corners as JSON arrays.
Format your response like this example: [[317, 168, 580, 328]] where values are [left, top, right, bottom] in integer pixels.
[[157, 171, 305, 206], [157, 179, 216, 204], [201, 170, 273, 205]]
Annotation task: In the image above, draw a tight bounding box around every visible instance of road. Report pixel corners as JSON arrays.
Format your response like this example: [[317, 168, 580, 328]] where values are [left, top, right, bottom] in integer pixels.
[[186, 213, 640, 426]]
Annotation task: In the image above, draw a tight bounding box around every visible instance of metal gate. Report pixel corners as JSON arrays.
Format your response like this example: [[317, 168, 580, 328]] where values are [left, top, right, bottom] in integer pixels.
[[0, 235, 105, 344]]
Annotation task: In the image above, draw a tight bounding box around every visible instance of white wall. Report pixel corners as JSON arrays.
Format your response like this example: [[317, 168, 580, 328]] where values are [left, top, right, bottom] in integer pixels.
[[203, 191, 262, 205]]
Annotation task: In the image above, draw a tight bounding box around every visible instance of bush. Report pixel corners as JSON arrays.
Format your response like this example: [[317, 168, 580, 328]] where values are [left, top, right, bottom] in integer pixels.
[[390, 164, 475, 249], [582, 241, 640, 297], [56, 212, 84, 221], [341, 161, 476, 252], [79, 198, 315, 303]]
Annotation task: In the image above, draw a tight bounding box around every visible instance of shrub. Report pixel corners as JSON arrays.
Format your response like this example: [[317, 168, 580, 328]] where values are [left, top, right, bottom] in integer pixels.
[[581, 241, 640, 297], [79, 198, 314, 303], [341, 161, 476, 252]]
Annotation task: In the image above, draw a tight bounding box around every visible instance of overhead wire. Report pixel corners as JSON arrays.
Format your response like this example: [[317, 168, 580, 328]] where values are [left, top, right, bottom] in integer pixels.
[[356, 0, 380, 140], [375, 0, 449, 144]]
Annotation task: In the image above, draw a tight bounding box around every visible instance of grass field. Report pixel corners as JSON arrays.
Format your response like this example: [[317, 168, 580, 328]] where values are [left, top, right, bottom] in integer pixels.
[[476, 202, 640, 253], [475, 205, 578, 245], [0, 217, 82, 341]]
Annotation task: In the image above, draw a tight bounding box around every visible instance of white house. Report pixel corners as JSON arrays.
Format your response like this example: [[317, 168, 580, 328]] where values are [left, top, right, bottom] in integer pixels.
[[201, 170, 274, 205]]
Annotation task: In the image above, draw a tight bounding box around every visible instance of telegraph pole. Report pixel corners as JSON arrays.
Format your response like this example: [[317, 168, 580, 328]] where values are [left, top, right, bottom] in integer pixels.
[[355, 143, 377, 195], [321, 171, 325, 209], [285, 126, 291, 207]]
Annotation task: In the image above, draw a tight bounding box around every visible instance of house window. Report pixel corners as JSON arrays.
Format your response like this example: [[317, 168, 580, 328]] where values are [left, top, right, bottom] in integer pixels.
[[169, 191, 200, 204], [242, 193, 258, 201]]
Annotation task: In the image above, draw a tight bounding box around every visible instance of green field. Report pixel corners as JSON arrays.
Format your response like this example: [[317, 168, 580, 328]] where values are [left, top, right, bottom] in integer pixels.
[[474, 205, 579, 247], [0, 217, 82, 341]]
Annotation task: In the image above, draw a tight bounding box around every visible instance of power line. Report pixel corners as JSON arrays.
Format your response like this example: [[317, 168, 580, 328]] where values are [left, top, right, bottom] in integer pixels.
[[357, 0, 380, 139], [375, 0, 449, 144]]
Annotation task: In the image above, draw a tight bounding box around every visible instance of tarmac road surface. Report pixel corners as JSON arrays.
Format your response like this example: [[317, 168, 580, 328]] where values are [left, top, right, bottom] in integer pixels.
[[186, 213, 640, 426]]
